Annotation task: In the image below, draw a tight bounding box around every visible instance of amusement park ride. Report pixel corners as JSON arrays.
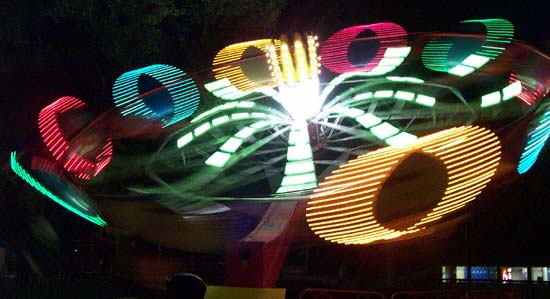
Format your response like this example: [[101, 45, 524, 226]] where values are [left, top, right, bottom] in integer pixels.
[[9, 19, 550, 288]]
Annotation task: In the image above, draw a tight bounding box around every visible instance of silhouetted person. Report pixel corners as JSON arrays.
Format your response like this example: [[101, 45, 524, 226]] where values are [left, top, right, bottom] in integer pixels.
[[166, 272, 207, 299]]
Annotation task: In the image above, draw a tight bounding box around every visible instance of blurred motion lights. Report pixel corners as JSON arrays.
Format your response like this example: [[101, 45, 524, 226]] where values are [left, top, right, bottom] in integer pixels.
[[10, 18, 550, 248], [270, 34, 322, 120], [307, 126, 501, 245], [212, 39, 282, 92], [518, 99, 550, 174], [480, 81, 523, 107], [422, 19, 514, 76], [38, 96, 113, 180], [112, 64, 200, 127], [10, 152, 107, 226], [320, 23, 410, 75]]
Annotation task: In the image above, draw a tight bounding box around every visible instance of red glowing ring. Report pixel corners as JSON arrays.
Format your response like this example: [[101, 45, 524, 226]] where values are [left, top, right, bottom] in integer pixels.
[[38, 96, 113, 180], [319, 23, 408, 74]]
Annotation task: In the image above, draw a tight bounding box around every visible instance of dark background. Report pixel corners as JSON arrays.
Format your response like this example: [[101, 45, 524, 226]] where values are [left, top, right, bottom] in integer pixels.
[[1, 0, 548, 150]]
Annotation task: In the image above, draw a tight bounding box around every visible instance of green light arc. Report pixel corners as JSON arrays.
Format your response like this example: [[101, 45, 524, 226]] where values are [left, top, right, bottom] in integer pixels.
[[10, 152, 107, 226], [421, 18, 514, 77], [188, 77, 428, 196], [164, 74, 476, 201], [139, 124, 292, 213], [148, 62, 522, 206]]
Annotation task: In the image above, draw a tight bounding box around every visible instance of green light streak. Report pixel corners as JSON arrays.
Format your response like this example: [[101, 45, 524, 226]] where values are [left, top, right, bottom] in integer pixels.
[[385, 132, 418, 146], [237, 101, 255, 108], [502, 81, 523, 101], [462, 54, 491, 68], [205, 151, 232, 167], [194, 122, 211, 136], [331, 106, 418, 146], [422, 19, 514, 76], [356, 113, 382, 128], [374, 90, 394, 98], [421, 42, 453, 72], [415, 95, 436, 107], [354, 92, 373, 101], [212, 115, 230, 126], [220, 137, 244, 152], [203, 78, 229, 91], [448, 65, 475, 77], [178, 101, 286, 152], [10, 152, 107, 226], [251, 112, 267, 118], [287, 144, 313, 161], [276, 120, 317, 194], [235, 127, 256, 139], [386, 76, 425, 83], [481, 91, 501, 107], [203, 120, 272, 168], [343, 107, 365, 117], [231, 112, 250, 119], [480, 81, 523, 108], [277, 182, 318, 194], [280, 173, 317, 186], [370, 122, 399, 139], [385, 47, 412, 57], [177, 132, 193, 148], [368, 47, 411, 75], [288, 128, 310, 145], [191, 100, 284, 124], [191, 101, 253, 123], [255, 119, 276, 127], [284, 160, 316, 175], [204, 78, 252, 100], [395, 91, 415, 101], [319, 48, 412, 104]]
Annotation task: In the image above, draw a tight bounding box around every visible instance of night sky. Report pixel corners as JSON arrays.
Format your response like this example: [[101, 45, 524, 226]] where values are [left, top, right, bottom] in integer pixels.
[[2, 0, 549, 151]]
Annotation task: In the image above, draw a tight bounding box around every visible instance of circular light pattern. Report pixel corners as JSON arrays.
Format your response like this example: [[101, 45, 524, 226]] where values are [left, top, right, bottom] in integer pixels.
[[518, 99, 550, 174], [319, 22, 408, 74], [212, 39, 282, 92], [112, 64, 200, 127], [421, 18, 514, 77], [307, 126, 501, 245], [9, 19, 550, 250], [38, 96, 113, 180]]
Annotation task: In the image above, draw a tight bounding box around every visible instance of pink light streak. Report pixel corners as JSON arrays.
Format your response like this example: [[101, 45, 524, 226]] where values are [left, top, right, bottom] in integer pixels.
[[508, 72, 546, 107], [38, 96, 113, 180], [319, 23, 408, 74]]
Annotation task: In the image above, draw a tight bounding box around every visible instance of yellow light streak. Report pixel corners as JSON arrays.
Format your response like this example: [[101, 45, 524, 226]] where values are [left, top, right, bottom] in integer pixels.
[[307, 126, 502, 245], [213, 39, 281, 92]]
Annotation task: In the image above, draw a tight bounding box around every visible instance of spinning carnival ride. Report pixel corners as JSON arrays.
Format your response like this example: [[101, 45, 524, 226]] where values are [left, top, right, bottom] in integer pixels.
[[9, 19, 550, 268]]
